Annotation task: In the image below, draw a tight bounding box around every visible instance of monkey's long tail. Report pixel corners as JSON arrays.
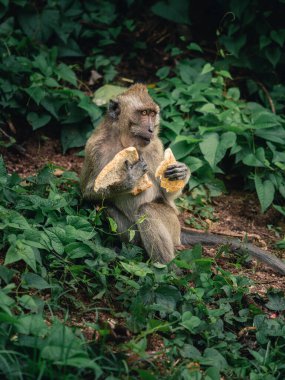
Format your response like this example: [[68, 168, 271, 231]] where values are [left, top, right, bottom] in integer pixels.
[[181, 227, 285, 276]]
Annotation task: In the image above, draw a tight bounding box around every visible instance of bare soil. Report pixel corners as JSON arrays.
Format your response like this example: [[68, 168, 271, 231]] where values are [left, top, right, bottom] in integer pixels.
[[2, 136, 285, 293]]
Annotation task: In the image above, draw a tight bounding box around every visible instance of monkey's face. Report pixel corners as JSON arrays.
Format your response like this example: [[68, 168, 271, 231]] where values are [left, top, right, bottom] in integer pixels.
[[129, 108, 159, 146], [108, 84, 160, 148]]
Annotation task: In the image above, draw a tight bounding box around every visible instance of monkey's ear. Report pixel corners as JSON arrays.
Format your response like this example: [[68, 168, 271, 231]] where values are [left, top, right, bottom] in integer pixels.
[[108, 99, 120, 119]]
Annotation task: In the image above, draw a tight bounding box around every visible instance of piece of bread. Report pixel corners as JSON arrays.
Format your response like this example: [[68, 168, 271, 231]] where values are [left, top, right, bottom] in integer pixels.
[[94, 147, 152, 195], [155, 148, 185, 192]]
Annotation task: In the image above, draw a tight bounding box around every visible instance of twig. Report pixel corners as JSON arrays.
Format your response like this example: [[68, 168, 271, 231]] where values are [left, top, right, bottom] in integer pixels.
[[256, 81, 276, 114]]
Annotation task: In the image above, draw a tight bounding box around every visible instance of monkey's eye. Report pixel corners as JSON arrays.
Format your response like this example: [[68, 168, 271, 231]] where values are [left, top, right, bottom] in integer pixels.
[[141, 110, 147, 116], [150, 111, 156, 117]]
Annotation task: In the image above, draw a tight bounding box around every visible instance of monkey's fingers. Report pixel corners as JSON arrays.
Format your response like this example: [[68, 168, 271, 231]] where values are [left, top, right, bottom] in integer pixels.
[[125, 160, 132, 170], [164, 166, 188, 180], [134, 159, 148, 173]]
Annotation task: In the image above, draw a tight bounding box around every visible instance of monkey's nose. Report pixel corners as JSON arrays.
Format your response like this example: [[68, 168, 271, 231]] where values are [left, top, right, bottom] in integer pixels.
[[148, 126, 154, 133]]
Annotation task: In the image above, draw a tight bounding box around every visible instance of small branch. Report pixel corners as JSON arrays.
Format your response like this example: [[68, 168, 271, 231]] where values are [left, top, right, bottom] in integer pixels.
[[256, 81, 276, 114]]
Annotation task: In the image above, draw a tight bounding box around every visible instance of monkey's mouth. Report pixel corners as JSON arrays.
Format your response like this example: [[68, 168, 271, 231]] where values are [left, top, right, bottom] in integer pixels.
[[138, 134, 152, 144]]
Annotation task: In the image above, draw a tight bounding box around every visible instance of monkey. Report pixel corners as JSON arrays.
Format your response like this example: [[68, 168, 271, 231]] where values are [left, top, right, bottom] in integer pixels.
[[80, 83, 285, 276]]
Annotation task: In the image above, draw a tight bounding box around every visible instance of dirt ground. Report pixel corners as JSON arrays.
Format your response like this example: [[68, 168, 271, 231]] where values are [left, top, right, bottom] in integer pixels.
[[2, 136, 285, 293]]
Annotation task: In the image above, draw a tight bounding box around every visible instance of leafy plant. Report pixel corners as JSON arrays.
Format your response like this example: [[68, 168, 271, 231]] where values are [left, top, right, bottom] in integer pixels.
[[1, 157, 285, 378], [151, 59, 285, 212]]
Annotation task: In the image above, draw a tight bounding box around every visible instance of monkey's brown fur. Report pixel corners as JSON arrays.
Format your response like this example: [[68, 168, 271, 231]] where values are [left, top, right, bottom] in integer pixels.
[[81, 84, 190, 263], [81, 84, 285, 275]]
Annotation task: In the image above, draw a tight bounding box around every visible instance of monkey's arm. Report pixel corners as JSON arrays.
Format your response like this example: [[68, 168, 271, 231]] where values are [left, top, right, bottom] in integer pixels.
[[181, 227, 285, 275], [82, 158, 148, 202]]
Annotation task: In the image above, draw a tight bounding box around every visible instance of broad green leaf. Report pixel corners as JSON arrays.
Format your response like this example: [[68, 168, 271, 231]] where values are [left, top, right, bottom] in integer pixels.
[[61, 123, 93, 153], [16, 314, 48, 335], [65, 242, 93, 259], [254, 174, 275, 212], [199, 133, 219, 169], [5, 241, 37, 271], [265, 46, 281, 67], [180, 311, 202, 332], [254, 126, 285, 144], [156, 66, 170, 79], [19, 294, 42, 313], [0, 157, 7, 186], [56, 63, 77, 86], [197, 103, 217, 114], [22, 273, 51, 289], [93, 84, 126, 106], [227, 87, 240, 101], [27, 112, 51, 130], [107, 217, 118, 232], [121, 262, 153, 277], [129, 229, 136, 242], [201, 63, 214, 75], [151, 0, 191, 25], [265, 292, 285, 311], [170, 135, 201, 159], [270, 30, 285, 47], [187, 42, 203, 52], [155, 284, 182, 312], [202, 348, 228, 370], [184, 156, 205, 173]]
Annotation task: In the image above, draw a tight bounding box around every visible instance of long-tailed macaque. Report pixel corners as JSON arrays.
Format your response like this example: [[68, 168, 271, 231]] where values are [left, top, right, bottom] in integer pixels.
[[81, 84, 285, 275]]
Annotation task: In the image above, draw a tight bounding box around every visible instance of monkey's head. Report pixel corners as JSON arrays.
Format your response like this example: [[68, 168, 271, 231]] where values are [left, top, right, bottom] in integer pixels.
[[108, 84, 160, 149]]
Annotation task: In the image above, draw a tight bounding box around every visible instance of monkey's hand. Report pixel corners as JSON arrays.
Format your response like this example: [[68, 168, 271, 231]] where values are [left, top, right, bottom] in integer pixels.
[[125, 157, 148, 187], [164, 162, 189, 181]]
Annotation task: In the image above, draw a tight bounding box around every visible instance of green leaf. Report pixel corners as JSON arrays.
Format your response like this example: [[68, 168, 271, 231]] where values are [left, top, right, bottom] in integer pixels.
[[265, 292, 285, 311], [265, 46, 281, 67], [255, 126, 285, 144], [151, 0, 191, 25], [24, 86, 46, 105], [227, 87, 240, 101], [56, 63, 77, 86], [129, 229, 136, 242], [5, 241, 37, 271], [19, 294, 43, 313], [259, 35, 271, 50], [199, 133, 219, 169], [254, 174, 275, 212], [121, 262, 153, 277], [107, 217, 118, 233], [156, 66, 170, 79], [65, 242, 93, 259], [197, 103, 217, 114], [22, 273, 51, 290], [187, 42, 203, 52], [202, 348, 228, 370], [93, 84, 126, 106], [180, 312, 202, 332], [61, 123, 93, 154], [0, 157, 7, 186], [270, 30, 285, 47], [201, 63, 214, 75], [155, 284, 182, 312], [27, 112, 51, 130]]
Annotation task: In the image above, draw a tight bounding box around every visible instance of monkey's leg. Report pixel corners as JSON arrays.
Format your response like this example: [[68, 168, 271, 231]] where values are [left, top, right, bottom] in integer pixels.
[[137, 203, 181, 263], [107, 206, 140, 245]]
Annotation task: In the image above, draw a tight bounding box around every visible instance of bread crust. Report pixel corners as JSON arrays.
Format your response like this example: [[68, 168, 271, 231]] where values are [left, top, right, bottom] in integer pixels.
[[94, 147, 152, 195], [155, 148, 185, 192]]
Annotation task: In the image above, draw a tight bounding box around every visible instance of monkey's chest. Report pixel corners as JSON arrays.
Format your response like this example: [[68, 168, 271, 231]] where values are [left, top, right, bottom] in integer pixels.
[[114, 174, 162, 220]]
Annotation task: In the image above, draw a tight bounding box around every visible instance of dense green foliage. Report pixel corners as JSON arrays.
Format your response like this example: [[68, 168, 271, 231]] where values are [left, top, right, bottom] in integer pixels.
[[1, 159, 285, 379], [1, 0, 285, 211], [1, 1, 285, 378]]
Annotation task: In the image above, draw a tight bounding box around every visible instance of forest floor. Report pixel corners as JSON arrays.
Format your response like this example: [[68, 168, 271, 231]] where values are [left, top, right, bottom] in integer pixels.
[[2, 135, 285, 294]]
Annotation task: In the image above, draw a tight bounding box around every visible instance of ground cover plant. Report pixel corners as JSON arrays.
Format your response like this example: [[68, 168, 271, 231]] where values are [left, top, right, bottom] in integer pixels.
[[1, 160, 285, 379], [1, 0, 285, 378]]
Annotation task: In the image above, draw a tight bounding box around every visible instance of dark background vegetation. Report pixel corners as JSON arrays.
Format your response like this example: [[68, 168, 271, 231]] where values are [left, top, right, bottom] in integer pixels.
[[1, 1, 285, 379]]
